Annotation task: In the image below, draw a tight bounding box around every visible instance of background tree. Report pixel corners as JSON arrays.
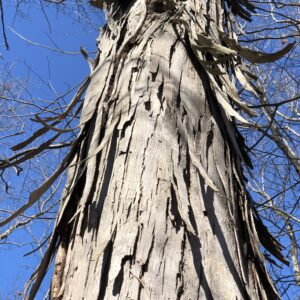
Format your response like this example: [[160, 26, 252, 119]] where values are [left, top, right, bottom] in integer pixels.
[[0, 2, 101, 297], [236, 3, 300, 295], [0, 0, 299, 299]]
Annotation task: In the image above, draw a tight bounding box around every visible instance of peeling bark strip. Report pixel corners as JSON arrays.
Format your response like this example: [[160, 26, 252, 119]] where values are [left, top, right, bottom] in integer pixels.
[[22, 0, 290, 299]]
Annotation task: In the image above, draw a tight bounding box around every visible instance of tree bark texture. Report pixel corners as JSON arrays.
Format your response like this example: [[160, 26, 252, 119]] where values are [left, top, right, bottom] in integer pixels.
[[46, 1, 281, 299]]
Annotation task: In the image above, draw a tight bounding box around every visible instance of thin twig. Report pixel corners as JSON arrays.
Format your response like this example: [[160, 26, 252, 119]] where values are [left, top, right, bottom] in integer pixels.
[[0, 0, 9, 49], [8, 26, 82, 55]]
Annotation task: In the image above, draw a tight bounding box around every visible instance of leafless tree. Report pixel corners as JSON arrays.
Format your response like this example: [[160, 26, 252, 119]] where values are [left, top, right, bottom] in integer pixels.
[[0, 0, 299, 299]]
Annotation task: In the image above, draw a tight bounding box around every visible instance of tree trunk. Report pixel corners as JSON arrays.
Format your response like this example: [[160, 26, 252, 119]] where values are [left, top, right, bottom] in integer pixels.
[[48, 1, 280, 299]]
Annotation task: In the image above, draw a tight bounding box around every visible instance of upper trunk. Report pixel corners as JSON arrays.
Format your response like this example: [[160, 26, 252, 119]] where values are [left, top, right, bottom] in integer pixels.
[[27, 1, 282, 299]]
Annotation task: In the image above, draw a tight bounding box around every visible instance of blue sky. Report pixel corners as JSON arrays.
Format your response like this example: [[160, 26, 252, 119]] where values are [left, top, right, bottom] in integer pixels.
[[0, 2, 102, 298]]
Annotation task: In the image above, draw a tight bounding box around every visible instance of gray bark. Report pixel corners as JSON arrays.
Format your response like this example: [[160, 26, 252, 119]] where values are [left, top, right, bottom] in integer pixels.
[[46, 1, 281, 299]]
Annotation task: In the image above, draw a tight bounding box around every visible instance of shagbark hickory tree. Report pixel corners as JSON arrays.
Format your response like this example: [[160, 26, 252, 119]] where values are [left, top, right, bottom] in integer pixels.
[[1, 0, 296, 299]]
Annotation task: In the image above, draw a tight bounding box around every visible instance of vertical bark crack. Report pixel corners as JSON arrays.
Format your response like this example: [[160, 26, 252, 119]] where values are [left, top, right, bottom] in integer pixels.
[[169, 184, 184, 232], [112, 255, 133, 296], [98, 232, 115, 300]]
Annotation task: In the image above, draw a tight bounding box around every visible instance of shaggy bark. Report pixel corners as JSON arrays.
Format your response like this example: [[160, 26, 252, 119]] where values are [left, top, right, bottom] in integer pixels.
[[40, 0, 285, 299]]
